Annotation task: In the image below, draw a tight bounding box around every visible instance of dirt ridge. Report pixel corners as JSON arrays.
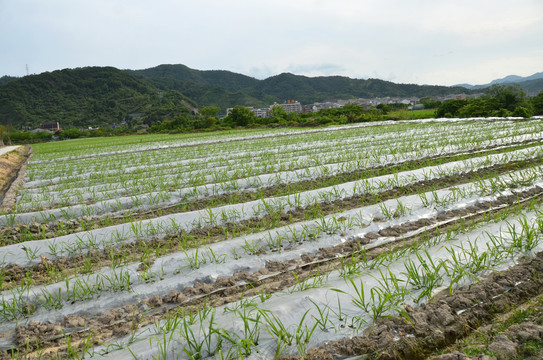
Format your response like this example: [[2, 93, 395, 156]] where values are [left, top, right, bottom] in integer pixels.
[[0, 146, 30, 210], [295, 252, 543, 360]]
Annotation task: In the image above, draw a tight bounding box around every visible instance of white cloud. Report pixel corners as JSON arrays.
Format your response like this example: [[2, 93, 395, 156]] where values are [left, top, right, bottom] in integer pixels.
[[0, 0, 541, 86]]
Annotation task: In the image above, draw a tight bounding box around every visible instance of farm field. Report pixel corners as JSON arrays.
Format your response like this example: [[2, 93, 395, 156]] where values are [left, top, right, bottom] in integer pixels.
[[2, 117, 543, 359]]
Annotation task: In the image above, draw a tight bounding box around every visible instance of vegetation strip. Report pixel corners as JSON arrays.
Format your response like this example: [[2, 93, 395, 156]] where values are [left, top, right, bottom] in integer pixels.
[[2, 183, 542, 358], [5, 119, 543, 359], [295, 251, 543, 360], [433, 293, 543, 359], [2, 138, 541, 243], [2, 149, 543, 294]]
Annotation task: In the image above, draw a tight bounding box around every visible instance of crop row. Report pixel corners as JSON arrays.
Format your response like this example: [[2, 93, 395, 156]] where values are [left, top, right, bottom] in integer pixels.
[[3, 117, 543, 359]]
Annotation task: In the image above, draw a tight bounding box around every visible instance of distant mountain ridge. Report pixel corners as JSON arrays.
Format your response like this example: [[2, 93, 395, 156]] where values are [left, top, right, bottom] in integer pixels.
[[128, 64, 469, 107], [454, 72, 543, 90], [1, 64, 542, 129]]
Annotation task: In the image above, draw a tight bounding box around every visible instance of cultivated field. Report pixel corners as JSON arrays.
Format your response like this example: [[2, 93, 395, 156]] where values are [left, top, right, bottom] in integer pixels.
[[2, 117, 543, 359]]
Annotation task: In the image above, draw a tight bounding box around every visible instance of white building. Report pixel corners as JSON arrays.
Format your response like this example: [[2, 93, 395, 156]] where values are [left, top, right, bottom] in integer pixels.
[[271, 100, 303, 114]]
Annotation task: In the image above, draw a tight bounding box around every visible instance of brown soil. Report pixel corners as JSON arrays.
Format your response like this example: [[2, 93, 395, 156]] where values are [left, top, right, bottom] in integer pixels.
[[292, 252, 543, 360], [432, 294, 543, 360], [0, 146, 30, 211]]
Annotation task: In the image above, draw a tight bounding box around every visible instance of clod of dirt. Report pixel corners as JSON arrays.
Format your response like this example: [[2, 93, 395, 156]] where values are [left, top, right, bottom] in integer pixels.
[[163, 290, 186, 304], [378, 227, 402, 237], [505, 322, 543, 342], [214, 277, 236, 288], [3, 263, 25, 282], [137, 259, 154, 272], [266, 260, 290, 272], [14, 320, 63, 349], [145, 296, 163, 308], [63, 314, 86, 328], [184, 281, 214, 296], [232, 270, 259, 283], [487, 335, 518, 359]]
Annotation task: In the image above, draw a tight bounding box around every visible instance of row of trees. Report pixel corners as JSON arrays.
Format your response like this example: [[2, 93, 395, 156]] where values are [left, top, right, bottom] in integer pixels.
[[148, 103, 385, 133], [436, 85, 542, 118], [151, 86, 543, 134]]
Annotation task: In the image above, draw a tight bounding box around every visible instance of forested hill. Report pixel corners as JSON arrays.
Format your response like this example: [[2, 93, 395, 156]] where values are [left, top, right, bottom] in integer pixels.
[[1, 64, 471, 129], [129, 64, 470, 106], [0, 76, 17, 87], [255, 73, 470, 103], [126, 64, 274, 110], [0, 67, 197, 129]]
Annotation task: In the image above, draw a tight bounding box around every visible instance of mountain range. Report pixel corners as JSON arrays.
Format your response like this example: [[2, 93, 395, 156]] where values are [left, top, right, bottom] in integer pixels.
[[0, 64, 542, 129], [454, 72, 543, 92], [126, 64, 473, 108]]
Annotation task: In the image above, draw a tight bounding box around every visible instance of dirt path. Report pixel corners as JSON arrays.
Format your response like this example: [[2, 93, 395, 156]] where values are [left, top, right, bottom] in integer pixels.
[[0, 146, 29, 208], [0, 146, 21, 157]]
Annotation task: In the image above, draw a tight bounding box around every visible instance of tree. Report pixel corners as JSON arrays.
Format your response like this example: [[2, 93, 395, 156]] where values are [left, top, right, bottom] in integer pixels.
[[4, 125, 13, 145], [0, 125, 4, 146], [420, 97, 441, 109], [376, 103, 391, 114], [269, 105, 288, 123], [435, 99, 468, 118], [457, 98, 492, 117], [485, 84, 528, 112], [226, 106, 254, 127], [530, 91, 543, 115], [512, 106, 532, 118], [200, 106, 220, 119]]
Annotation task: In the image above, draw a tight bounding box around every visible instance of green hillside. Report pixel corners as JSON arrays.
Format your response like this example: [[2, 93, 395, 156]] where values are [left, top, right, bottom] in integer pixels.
[[255, 73, 471, 104], [0, 76, 17, 87], [130, 64, 472, 108], [0, 67, 197, 129], [128, 64, 274, 109], [519, 78, 543, 94], [1, 64, 477, 130], [127, 64, 260, 92]]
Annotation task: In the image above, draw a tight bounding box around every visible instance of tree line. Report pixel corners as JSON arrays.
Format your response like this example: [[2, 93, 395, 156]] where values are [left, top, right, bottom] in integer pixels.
[[435, 84, 542, 118], [2, 85, 542, 144]]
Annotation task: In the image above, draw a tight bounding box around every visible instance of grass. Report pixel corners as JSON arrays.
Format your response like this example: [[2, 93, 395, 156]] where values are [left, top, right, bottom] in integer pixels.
[[385, 109, 436, 120]]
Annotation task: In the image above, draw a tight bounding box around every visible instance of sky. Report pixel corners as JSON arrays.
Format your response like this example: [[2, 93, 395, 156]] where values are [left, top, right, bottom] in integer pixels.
[[1, 0, 542, 86]]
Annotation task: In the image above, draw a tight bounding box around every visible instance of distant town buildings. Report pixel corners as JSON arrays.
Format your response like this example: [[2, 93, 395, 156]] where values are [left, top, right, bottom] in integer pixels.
[[252, 108, 270, 118], [227, 100, 303, 118], [271, 100, 303, 114], [29, 122, 62, 133], [226, 107, 270, 118], [225, 93, 479, 118]]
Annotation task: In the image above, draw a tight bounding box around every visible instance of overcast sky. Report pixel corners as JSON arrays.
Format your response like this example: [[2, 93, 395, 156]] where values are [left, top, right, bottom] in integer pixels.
[[1, 0, 542, 86]]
